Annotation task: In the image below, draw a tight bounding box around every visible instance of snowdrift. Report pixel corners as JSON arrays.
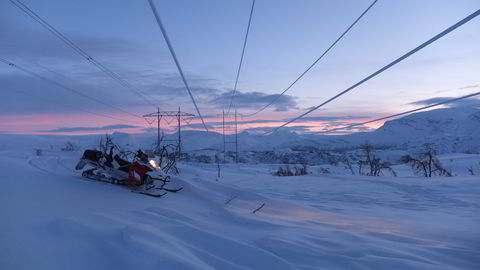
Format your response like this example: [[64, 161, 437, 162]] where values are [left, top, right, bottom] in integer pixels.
[[1, 142, 479, 269]]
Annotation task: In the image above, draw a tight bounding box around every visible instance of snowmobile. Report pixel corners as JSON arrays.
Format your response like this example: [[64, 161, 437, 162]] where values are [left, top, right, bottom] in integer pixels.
[[75, 147, 182, 197]]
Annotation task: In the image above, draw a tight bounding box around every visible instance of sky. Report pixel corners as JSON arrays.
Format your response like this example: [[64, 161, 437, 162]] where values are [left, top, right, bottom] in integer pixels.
[[0, 0, 479, 135]]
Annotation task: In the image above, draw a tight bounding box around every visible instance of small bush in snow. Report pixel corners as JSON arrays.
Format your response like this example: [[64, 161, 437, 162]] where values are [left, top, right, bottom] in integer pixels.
[[318, 167, 331, 174], [61, 142, 78, 152], [33, 148, 42, 156], [273, 164, 308, 176]]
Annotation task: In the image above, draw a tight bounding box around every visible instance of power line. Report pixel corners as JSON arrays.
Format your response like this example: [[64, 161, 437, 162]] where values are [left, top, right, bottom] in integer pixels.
[[7, 49, 92, 86], [9, 0, 164, 108], [147, 0, 209, 132], [5, 51, 149, 123], [3, 86, 141, 124], [227, 0, 256, 114], [316, 91, 480, 134], [244, 0, 379, 117], [264, 8, 480, 135], [0, 57, 143, 119]]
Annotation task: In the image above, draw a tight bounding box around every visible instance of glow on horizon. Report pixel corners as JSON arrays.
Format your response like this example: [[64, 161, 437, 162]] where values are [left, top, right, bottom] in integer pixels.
[[0, 113, 146, 135], [0, 112, 383, 136]]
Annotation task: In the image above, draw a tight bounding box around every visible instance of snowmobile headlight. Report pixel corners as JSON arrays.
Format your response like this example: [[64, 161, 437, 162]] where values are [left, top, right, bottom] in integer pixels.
[[149, 159, 158, 168]]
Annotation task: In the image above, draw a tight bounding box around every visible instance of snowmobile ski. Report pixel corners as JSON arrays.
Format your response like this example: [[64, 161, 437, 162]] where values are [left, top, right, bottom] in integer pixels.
[[150, 176, 183, 192], [131, 189, 167, 197], [158, 186, 183, 192]]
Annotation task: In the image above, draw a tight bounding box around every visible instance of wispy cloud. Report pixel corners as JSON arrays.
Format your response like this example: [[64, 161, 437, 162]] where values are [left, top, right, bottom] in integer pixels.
[[35, 124, 139, 133], [408, 97, 480, 108], [292, 115, 370, 121], [209, 90, 298, 112], [433, 84, 479, 94], [184, 114, 368, 129], [241, 125, 313, 134]]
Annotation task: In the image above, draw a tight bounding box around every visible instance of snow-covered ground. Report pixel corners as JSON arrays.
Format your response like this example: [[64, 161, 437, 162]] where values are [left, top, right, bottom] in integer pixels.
[[1, 142, 479, 270]]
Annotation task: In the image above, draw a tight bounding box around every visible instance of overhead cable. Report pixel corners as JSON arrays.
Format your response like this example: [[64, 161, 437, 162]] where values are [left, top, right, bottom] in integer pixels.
[[147, 0, 209, 132], [0, 57, 143, 119], [3, 87, 141, 124], [264, 8, 480, 135], [317, 91, 480, 134], [10, 0, 163, 108], [245, 0, 379, 117], [227, 0, 256, 114]]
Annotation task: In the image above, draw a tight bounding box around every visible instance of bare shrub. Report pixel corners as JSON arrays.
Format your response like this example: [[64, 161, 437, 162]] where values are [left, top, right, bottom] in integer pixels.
[[273, 164, 308, 176], [467, 166, 475, 176], [33, 148, 43, 156], [273, 165, 293, 176], [358, 142, 396, 177], [318, 167, 331, 174], [61, 141, 78, 152], [339, 154, 355, 175], [155, 144, 180, 174], [402, 143, 451, 177], [96, 135, 180, 174]]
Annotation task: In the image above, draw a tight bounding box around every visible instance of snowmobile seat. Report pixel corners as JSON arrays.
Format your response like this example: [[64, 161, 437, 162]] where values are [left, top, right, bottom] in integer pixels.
[[82, 149, 103, 162], [76, 149, 103, 170], [113, 154, 132, 173]]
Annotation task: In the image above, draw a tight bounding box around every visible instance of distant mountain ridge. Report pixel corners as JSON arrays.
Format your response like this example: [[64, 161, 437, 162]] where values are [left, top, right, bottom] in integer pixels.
[[181, 107, 480, 154]]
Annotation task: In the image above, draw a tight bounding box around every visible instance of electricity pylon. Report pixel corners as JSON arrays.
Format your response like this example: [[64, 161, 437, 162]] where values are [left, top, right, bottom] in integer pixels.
[[143, 107, 194, 154]]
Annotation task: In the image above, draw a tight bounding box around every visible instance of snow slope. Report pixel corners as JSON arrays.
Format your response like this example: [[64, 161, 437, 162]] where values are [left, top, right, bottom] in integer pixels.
[[1, 142, 479, 269]]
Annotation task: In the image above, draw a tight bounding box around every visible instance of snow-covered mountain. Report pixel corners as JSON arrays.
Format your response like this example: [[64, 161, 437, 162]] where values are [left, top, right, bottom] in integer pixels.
[[378, 107, 480, 136], [354, 107, 480, 153], [224, 107, 480, 153]]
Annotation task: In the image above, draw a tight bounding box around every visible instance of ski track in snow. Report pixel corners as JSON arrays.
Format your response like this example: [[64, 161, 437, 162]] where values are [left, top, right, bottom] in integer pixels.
[[1, 151, 480, 270]]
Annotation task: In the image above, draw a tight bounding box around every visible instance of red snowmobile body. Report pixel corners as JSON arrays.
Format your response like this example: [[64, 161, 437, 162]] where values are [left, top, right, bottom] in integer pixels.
[[127, 161, 151, 186]]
